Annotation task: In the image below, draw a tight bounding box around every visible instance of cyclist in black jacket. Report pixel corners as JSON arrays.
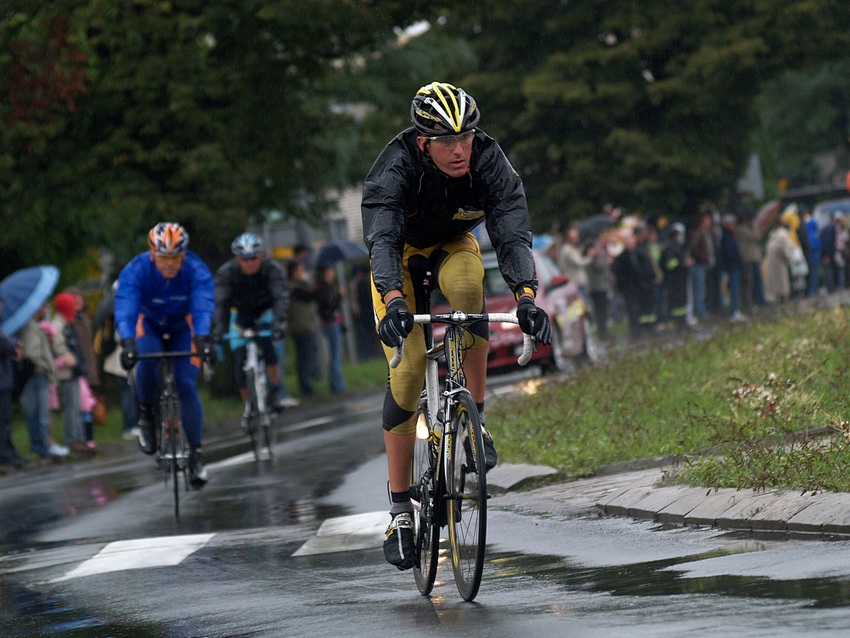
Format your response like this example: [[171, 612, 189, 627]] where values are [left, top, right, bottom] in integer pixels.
[[362, 81, 551, 570], [213, 233, 292, 420]]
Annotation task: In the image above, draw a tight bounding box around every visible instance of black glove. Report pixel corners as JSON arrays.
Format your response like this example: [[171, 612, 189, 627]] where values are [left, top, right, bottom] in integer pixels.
[[378, 297, 413, 348], [194, 334, 216, 365], [119, 338, 137, 370], [516, 296, 552, 345], [211, 330, 223, 348], [273, 322, 286, 340]]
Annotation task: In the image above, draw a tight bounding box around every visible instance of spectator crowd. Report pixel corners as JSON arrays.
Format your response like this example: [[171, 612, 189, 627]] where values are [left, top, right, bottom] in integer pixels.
[[548, 201, 842, 343]]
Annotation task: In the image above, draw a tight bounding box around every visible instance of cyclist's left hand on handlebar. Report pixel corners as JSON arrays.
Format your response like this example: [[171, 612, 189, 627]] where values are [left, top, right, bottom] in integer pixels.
[[194, 335, 216, 365], [517, 296, 552, 345], [378, 297, 413, 348]]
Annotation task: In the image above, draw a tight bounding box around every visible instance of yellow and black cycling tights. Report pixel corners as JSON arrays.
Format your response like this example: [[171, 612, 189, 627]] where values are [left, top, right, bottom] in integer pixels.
[[372, 233, 488, 435]]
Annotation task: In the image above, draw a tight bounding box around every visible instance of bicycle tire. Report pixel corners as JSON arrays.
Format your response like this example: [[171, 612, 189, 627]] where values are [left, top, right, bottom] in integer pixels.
[[162, 396, 181, 521], [446, 390, 487, 601], [245, 369, 262, 462], [411, 410, 441, 595], [262, 415, 275, 460]]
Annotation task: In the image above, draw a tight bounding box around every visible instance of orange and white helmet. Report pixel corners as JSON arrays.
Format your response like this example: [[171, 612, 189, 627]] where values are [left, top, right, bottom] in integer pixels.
[[148, 222, 189, 256]]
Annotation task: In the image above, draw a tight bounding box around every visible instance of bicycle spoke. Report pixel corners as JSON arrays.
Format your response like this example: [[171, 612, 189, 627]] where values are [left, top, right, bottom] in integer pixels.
[[412, 411, 440, 595]]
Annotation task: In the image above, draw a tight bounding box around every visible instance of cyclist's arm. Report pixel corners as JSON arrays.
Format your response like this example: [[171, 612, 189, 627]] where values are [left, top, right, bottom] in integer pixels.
[[114, 256, 145, 341], [187, 252, 216, 337], [362, 137, 414, 301], [266, 260, 290, 324], [478, 138, 538, 299], [212, 262, 234, 340]]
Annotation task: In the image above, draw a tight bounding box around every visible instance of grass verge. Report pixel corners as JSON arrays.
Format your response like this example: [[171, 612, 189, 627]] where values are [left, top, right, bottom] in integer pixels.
[[487, 305, 850, 493]]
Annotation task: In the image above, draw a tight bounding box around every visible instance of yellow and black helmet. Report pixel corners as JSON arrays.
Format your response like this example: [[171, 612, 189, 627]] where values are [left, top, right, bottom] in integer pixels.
[[410, 82, 480, 136]]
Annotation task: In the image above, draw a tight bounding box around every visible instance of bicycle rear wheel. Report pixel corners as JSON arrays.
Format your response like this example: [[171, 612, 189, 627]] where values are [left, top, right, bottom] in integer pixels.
[[446, 390, 487, 601], [411, 411, 441, 595]]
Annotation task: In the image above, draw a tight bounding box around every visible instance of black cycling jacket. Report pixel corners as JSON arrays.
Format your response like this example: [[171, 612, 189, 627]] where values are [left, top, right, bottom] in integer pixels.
[[212, 258, 289, 340], [361, 127, 538, 300]]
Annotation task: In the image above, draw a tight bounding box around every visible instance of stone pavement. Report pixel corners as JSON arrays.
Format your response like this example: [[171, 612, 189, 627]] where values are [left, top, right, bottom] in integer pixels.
[[487, 462, 850, 538]]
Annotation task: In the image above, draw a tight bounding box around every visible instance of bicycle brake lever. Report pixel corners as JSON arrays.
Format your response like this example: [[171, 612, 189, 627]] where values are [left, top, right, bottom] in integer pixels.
[[389, 342, 404, 369]]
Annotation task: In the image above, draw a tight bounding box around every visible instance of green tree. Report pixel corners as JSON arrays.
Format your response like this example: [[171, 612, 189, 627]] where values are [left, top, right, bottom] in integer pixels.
[[0, 1, 443, 278], [443, 1, 850, 229], [757, 59, 850, 188]]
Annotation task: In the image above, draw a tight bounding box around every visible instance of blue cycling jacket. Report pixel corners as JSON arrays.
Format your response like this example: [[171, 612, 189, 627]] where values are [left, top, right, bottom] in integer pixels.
[[114, 250, 215, 340]]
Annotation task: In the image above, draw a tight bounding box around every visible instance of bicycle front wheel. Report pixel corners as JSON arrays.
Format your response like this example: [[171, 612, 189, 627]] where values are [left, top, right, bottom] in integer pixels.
[[446, 391, 487, 601], [411, 410, 441, 595], [162, 401, 181, 521], [245, 369, 261, 462]]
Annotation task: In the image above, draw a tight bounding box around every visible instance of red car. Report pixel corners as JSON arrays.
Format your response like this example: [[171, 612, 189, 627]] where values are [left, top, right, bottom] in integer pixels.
[[432, 250, 597, 375]]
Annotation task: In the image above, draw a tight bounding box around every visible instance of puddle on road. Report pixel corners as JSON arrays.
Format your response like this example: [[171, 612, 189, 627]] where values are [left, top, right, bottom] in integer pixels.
[[0, 583, 163, 638], [488, 546, 850, 608], [0, 474, 139, 549]]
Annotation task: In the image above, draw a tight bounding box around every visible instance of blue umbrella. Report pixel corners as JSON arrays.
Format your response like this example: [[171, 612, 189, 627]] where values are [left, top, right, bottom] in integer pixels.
[[307, 240, 368, 270], [0, 265, 60, 336]]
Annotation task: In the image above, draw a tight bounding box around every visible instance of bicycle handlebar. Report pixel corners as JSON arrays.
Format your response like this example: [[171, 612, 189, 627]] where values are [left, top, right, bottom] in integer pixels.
[[389, 311, 534, 369], [221, 328, 274, 340], [135, 351, 196, 360]]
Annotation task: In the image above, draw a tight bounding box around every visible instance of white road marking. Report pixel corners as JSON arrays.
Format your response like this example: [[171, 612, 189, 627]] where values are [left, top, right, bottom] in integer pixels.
[[293, 512, 387, 556], [50, 533, 215, 582]]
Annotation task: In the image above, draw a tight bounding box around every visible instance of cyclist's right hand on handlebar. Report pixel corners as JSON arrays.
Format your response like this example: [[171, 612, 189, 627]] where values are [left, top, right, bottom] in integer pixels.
[[119, 338, 138, 370], [378, 297, 413, 348]]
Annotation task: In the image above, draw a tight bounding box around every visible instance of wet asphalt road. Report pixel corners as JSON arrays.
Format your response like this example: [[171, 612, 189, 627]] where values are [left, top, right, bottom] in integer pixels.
[[2, 386, 850, 635]]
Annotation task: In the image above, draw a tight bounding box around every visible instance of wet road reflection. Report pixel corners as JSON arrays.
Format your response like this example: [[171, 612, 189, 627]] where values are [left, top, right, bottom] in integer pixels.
[[3, 399, 850, 635]]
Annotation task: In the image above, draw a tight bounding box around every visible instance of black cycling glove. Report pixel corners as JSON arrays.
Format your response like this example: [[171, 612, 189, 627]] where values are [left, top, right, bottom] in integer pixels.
[[516, 296, 552, 345], [194, 334, 216, 365], [119, 338, 138, 370], [378, 297, 413, 348]]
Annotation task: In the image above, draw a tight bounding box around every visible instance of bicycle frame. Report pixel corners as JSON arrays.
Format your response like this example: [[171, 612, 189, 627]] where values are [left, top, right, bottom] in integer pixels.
[[395, 270, 533, 601], [135, 346, 196, 521], [225, 328, 276, 461]]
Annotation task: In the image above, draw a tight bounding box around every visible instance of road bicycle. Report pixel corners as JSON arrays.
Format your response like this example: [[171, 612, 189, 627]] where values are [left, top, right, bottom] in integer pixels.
[[226, 327, 277, 462], [391, 271, 533, 602], [135, 340, 197, 521]]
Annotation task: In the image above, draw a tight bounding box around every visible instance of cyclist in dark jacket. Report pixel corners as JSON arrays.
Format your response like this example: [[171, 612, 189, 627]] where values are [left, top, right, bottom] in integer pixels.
[[213, 233, 291, 419], [362, 81, 551, 570]]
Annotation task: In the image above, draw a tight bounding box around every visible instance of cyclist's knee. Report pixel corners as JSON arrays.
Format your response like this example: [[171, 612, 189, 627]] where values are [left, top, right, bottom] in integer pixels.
[[382, 390, 417, 436]]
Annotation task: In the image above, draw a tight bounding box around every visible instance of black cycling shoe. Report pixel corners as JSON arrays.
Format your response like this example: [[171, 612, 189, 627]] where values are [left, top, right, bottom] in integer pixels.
[[267, 386, 282, 413], [189, 447, 208, 490], [137, 405, 156, 455], [482, 428, 498, 471], [383, 512, 416, 570], [464, 428, 498, 472], [240, 407, 252, 433]]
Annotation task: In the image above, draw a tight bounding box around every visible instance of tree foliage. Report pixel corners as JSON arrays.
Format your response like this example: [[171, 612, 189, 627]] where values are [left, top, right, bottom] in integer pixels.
[[0, 0, 442, 278], [758, 59, 850, 188], [442, 0, 850, 229]]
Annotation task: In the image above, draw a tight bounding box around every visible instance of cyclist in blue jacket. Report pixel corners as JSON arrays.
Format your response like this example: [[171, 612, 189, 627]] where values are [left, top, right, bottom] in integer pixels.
[[115, 222, 216, 489]]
